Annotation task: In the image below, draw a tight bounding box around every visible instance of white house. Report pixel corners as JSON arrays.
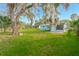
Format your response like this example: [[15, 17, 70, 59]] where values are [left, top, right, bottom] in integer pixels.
[[39, 20, 69, 33]]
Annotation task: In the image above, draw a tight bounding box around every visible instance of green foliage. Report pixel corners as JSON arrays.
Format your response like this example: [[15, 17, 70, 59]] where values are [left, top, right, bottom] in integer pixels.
[[27, 5, 33, 9], [54, 3, 60, 8], [68, 18, 79, 36], [0, 16, 12, 32], [73, 19, 79, 26]]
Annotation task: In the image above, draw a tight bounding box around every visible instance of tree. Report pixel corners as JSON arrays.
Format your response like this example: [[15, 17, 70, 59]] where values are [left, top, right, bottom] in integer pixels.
[[70, 13, 79, 36], [0, 16, 12, 32], [73, 19, 79, 36], [7, 3, 33, 36], [42, 4, 60, 31], [6, 3, 70, 35], [23, 9, 35, 27], [71, 13, 78, 20], [30, 3, 70, 31], [0, 16, 4, 32]]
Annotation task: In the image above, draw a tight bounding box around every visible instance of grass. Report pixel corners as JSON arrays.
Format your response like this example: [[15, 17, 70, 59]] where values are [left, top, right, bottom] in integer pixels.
[[0, 29, 79, 56]]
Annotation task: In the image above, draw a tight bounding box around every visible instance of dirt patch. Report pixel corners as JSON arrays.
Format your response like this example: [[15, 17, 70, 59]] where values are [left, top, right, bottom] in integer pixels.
[[0, 35, 12, 42]]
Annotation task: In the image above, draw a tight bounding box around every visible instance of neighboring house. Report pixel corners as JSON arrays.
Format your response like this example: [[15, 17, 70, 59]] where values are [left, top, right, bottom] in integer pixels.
[[39, 24, 50, 31], [39, 19, 69, 33]]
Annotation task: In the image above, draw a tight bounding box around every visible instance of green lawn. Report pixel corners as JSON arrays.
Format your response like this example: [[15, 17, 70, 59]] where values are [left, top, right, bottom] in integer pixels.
[[0, 29, 79, 56]]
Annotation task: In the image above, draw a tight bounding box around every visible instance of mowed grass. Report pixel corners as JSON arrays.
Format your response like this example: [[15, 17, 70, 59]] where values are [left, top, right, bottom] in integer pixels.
[[0, 29, 79, 56]]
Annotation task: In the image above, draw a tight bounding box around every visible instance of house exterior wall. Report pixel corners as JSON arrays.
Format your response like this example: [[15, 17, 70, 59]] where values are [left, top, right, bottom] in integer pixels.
[[50, 25, 57, 32], [39, 23, 69, 33]]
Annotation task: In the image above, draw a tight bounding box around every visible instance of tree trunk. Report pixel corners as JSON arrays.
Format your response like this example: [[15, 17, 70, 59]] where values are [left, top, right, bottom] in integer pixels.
[[12, 22, 19, 36], [30, 19, 33, 28], [50, 4, 56, 32], [12, 16, 19, 36]]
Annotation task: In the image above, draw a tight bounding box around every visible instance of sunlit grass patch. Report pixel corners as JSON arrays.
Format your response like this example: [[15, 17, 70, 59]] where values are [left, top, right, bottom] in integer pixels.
[[0, 29, 79, 56]]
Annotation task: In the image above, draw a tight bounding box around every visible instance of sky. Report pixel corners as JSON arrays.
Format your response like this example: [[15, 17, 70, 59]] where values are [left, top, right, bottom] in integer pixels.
[[0, 3, 79, 24], [58, 3, 79, 20]]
